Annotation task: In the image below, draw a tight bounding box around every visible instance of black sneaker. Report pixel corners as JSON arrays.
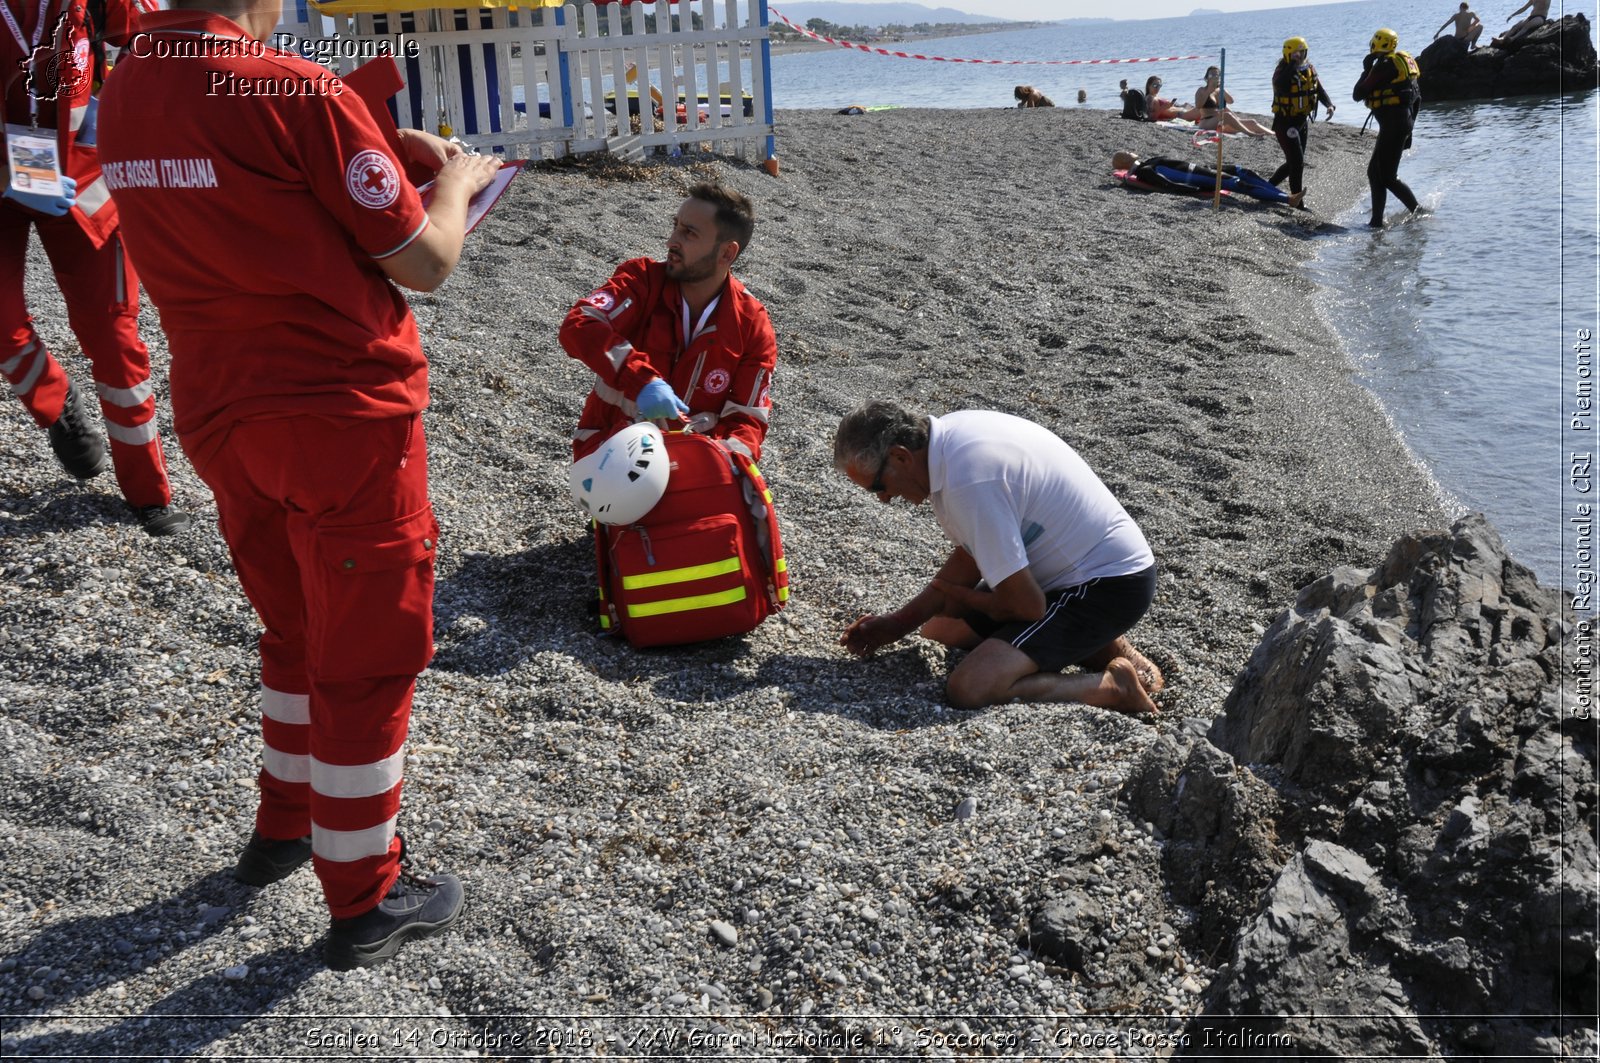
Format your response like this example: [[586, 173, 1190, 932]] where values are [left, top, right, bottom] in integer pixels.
[[324, 857, 465, 971], [47, 381, 109, 480], [137, 504, 192, 537], [233, 831, 313, 887]]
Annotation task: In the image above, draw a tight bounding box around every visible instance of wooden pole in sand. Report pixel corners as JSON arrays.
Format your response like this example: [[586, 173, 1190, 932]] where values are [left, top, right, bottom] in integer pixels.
[[1213, 48, 1226, 211]]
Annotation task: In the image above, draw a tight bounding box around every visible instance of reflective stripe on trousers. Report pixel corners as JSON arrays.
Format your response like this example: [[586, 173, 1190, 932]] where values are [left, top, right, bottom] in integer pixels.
[[191, 414, 435, 918]]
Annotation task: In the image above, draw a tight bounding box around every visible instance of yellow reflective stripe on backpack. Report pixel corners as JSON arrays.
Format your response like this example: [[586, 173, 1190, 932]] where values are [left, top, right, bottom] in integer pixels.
[[626, 585, 748, 618], [621, 555, 742, 591]]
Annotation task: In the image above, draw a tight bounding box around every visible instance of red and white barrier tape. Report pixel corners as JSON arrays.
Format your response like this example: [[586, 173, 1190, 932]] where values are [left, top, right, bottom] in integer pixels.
[[769, 7, 1206, 66]]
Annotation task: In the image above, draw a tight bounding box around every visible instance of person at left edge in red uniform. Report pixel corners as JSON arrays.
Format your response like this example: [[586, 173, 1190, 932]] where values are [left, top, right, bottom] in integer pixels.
[[559, 182, 776, 463], [1, 0, 188, 535], [98, 0, 501, 968]]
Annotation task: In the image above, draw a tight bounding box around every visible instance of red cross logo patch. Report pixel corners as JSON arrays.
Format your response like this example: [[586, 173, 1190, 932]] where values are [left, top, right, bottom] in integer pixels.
[[345, 150, 400, 210]]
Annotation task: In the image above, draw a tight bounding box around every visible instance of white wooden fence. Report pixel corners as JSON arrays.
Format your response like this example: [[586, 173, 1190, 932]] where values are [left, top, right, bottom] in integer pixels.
[[275, 0, 775, 163]]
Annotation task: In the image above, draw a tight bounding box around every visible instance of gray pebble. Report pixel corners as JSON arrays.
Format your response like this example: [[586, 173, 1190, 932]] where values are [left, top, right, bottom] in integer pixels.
[[709, 920, 738, 948]]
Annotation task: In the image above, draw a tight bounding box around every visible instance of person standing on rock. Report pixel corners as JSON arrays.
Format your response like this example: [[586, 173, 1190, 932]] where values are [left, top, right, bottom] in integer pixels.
[[1269, 37, 1335, 205], [1354, 27, 1424, 229], [0, 0, 190, 536], [834, 402, 1162, 716], [1434, 3, 1484, 50], [99, 0, 501, 970], [559, 182, 775, 462]]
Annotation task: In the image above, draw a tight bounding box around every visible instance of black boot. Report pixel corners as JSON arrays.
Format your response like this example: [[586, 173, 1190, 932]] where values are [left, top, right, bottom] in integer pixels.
[[135, 504, 193, 537], [47, 381, 109, 480]]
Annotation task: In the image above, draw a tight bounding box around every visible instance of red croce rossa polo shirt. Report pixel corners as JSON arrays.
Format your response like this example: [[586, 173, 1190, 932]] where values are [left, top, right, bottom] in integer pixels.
[[98, 10, 431, 444]]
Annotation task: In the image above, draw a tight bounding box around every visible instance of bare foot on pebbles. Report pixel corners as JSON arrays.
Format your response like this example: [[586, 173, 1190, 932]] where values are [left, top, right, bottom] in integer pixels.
[[1105, 658, 1159, 718], [1126, 650, 1164, 695], [1083, 637, 1165, 694]]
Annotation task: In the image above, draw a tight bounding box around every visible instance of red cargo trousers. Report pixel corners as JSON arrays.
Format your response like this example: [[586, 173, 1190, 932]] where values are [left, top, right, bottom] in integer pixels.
[[187, 413, 437, 918], [0, 202, 173, 508]]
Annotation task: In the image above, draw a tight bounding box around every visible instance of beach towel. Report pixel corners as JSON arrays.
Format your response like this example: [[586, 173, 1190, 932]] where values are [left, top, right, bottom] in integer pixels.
[[1154, 119, 1246, 138]]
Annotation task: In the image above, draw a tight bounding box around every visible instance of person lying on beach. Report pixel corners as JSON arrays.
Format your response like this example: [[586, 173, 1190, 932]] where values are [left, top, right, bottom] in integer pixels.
[[1434, 3, 1484, 49], [1014, 84, 1056, 108], [1490, 0, 1549, 47], [1191, 67, 1273, 137], [1113, 150, 1304, 207], [834, 401, 1163, 716]]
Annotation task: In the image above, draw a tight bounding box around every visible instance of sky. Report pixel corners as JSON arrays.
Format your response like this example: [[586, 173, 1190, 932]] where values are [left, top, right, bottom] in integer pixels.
[[925, 1, 1329, 23]]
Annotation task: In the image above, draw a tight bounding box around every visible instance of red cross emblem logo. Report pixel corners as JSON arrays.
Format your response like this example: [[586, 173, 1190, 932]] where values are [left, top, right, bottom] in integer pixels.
[[345, 150, 399, 209]]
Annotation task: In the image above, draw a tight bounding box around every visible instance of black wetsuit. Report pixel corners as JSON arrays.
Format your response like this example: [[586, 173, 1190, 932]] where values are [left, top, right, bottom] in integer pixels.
[[1353, 52, 1421, 225], [1131, 157, 1291, 203], [1269, 61, 1332, 196]]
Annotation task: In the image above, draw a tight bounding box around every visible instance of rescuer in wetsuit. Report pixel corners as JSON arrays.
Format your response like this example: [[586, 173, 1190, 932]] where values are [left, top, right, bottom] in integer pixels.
[[1269, 37, 1335, 202], [1353, 27, 1423, 228]]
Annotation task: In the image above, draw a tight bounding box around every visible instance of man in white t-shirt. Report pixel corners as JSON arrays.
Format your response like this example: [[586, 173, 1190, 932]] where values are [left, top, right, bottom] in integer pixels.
[[834, 402, 1162, 715]]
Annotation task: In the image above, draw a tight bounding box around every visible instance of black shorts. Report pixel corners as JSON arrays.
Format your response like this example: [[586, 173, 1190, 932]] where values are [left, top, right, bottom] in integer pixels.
[[963, 564, 1156, 673]]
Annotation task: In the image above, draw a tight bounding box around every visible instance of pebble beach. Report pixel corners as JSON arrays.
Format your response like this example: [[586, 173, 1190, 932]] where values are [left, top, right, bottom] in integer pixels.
[[1, 108, 1454, 1056]]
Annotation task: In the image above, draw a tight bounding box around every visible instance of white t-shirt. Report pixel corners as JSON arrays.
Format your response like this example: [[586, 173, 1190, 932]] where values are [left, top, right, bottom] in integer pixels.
[[927, 411, 1154, 593]]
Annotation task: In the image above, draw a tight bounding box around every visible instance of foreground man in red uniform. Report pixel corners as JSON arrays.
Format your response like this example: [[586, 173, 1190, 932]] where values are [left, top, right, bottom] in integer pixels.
[[559, 183, 776, 462], [99, 0, 500, 968], [1, 0, 187, 534]]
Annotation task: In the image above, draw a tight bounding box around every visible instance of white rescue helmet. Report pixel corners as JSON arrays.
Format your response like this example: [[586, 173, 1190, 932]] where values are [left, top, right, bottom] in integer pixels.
[[569, 422, 670, 525]]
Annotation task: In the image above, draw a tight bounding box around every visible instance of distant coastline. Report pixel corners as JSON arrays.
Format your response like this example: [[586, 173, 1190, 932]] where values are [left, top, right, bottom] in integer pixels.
[[768, 20, 1055, 57]]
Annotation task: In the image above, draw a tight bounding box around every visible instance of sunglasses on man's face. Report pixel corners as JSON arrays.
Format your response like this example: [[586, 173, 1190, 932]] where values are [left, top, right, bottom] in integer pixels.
[[868, 455, 890, 494]]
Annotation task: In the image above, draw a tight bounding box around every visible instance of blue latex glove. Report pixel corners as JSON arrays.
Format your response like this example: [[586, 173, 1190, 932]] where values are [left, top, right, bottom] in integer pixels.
[[77, 97, 98, 147], [4, 175, 78, 217], [636, 377, 689, 421]]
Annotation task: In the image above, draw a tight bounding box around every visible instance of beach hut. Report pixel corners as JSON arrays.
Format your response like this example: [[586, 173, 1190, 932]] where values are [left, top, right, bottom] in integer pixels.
[[275, 0, 775, 164]]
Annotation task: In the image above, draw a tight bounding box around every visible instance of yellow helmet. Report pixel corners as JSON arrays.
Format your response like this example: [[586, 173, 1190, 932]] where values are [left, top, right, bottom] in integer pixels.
[[1370, 27, 1399, 54], [1283, 36, 1308, 60]]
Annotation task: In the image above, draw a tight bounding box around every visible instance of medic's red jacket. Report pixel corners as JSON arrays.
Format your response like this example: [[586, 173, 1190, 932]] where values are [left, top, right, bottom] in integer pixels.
[[0, 0, 144, 246], [560, 256, 776, 462]]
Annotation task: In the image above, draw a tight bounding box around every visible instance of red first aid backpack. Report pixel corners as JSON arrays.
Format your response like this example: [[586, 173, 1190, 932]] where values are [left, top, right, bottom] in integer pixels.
[[594, 432, 788, 647]]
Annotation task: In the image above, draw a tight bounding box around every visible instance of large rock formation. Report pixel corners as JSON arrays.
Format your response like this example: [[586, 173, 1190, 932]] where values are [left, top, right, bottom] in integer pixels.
[[1417, 14, 1598, 101], [1128, 515, 1597, 1057]]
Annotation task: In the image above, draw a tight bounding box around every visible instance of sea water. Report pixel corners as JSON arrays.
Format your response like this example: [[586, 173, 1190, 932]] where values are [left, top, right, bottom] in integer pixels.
[[770, 0, 1598, 584]]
